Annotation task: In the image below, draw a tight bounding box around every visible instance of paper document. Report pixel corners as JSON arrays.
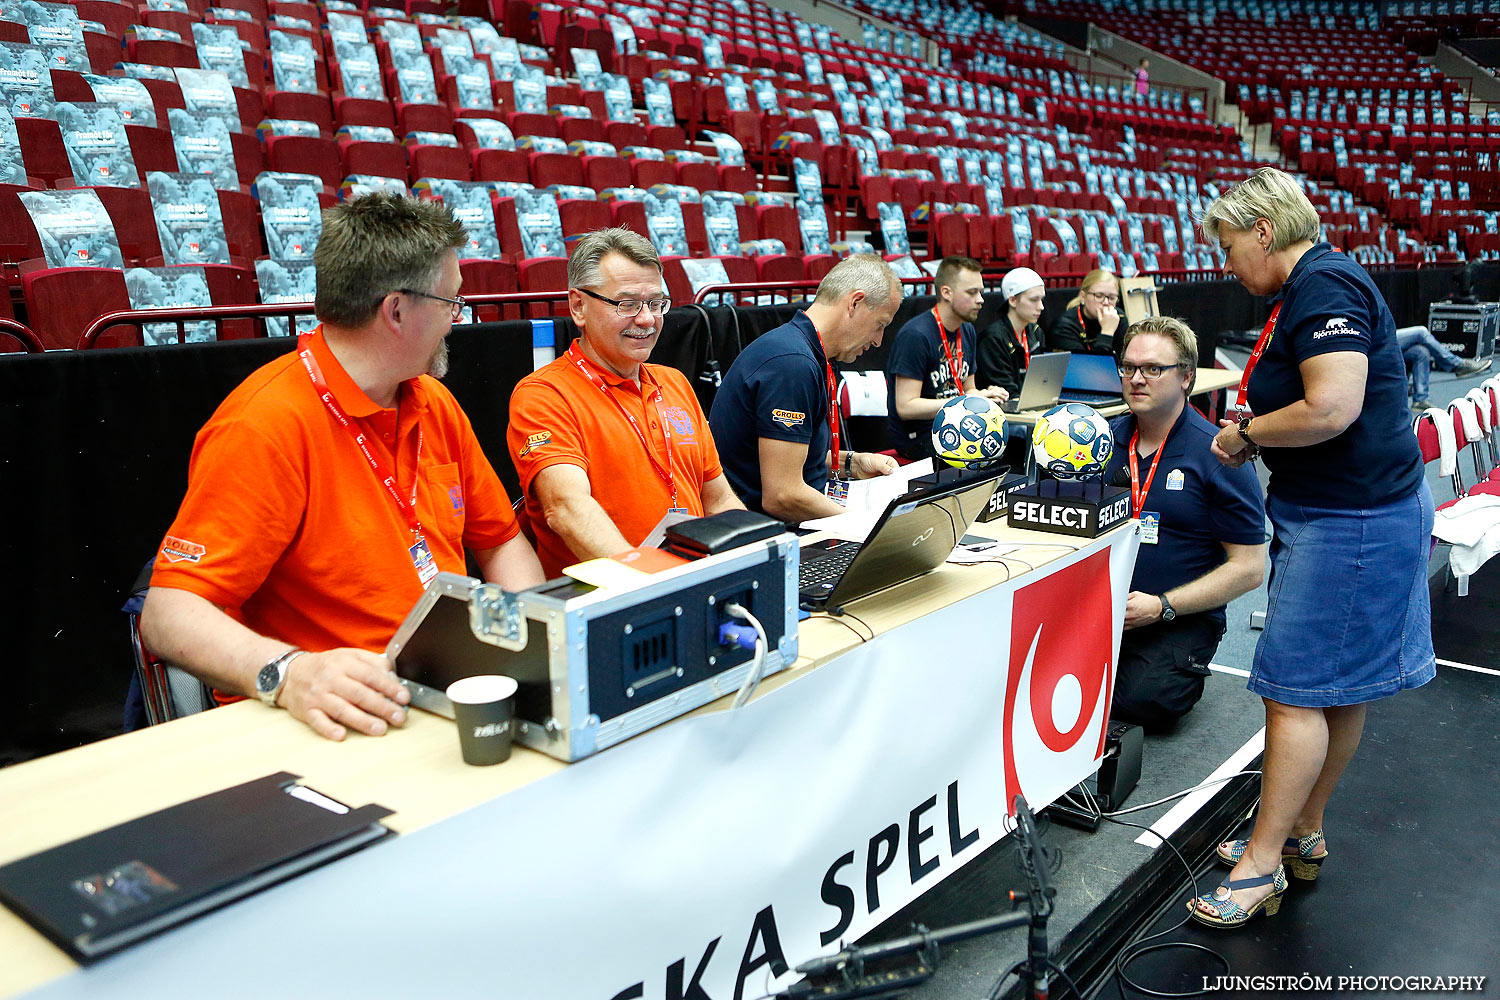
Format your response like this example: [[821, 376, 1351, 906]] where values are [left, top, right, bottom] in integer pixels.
[[801, 459, 935, 541]]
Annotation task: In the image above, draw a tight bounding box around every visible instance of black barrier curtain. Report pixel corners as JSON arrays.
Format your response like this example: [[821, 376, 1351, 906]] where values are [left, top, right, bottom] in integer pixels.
[[2, 263, 1495, 764]]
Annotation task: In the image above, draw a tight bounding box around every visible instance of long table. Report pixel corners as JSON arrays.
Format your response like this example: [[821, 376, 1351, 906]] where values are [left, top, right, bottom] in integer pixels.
[[0, 506, 1143, 1000]]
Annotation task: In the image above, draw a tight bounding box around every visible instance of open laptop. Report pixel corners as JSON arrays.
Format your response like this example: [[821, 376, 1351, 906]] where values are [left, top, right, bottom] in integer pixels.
[[799, 471, 1002, 608], [1001, 351, 1071, 413], [1061, 353, 1125, 405]]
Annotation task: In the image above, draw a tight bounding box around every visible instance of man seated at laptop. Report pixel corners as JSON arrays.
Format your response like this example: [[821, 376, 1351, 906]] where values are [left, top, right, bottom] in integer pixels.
[[885, 255, 1009, 460], [1104, 317, 1266, 731], [508, 228, 744, 579], [140, 195, 546, 742], [710, 255, 902, 521], [976, 266, 1047, 398]]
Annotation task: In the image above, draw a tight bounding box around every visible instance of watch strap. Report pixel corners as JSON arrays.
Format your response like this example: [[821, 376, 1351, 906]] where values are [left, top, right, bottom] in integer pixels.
[[1158, 592, 1176, 622], [256, 648, 305, 706]]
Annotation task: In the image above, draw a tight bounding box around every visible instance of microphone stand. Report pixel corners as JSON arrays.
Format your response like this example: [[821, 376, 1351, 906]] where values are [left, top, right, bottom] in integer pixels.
[[774, 796, 1057, 1000]]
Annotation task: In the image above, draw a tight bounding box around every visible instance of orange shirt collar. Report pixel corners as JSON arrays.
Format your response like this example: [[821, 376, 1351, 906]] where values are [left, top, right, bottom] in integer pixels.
[[568, 339, 658, 392], [307, 324, 429, 418]]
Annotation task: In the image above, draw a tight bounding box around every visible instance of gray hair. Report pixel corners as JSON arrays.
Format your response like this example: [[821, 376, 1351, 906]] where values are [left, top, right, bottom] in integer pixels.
[[314, 193, 466, 328], [813, 253, 900, 307], [1199, 167, 1321, 251], [567, 227, 662, 288]]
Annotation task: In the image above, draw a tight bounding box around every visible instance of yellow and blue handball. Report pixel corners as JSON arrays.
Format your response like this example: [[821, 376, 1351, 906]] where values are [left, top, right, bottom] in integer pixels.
[[932, 395, 1008, 469], [1032, 403, 1112, 479]]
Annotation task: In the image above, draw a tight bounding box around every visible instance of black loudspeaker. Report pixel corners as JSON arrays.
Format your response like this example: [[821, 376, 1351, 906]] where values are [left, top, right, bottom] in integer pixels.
[[1084, 721, 1143, 811]]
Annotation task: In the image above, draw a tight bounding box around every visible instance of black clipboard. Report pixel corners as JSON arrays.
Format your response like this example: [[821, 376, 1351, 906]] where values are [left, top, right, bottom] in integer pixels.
[[0, 772, 394, 963]]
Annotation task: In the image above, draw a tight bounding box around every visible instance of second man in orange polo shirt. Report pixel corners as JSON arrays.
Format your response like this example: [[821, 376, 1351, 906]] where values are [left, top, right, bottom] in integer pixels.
[[508, 228, 745, 578]]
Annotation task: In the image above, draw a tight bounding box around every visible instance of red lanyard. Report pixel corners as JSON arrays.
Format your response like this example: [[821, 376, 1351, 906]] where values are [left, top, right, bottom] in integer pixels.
[[298, 335, 423, 538], [1128, 425, 1170, 516], [1017, 322, 1032, 367], [568, 343, 679, 507], [932, 305, 965, 391], [1235, 303, 1282, 418], [810, 317, 841, 478]]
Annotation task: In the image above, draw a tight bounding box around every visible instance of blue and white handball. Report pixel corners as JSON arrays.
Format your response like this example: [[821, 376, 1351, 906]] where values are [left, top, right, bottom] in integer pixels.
[[931, 395, 1008, 469], [1031, 403, 1112, 479]]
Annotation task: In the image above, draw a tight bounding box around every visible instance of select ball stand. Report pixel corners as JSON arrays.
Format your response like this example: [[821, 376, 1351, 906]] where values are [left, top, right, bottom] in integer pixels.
[[1007, 473, 1131, 539]]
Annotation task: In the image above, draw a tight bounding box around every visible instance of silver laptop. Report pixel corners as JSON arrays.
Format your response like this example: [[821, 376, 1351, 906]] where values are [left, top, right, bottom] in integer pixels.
[[1002, 351, 1070, 413]]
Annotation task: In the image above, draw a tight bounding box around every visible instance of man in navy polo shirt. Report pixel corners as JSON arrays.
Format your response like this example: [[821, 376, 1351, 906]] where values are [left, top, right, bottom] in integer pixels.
[[709, 255, 902, 521], [1104, 317, 1267, 730], [885, 255, 1009, 460]]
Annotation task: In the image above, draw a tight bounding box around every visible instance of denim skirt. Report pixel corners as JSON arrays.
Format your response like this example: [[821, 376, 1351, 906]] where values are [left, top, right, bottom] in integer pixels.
[[1250, 479, 1436, 707]]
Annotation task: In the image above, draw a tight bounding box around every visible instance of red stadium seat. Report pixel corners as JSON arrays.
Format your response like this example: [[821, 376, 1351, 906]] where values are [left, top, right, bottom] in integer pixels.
[[88, 186, 161, 264], [341, 140, 408, 181], [267, 135, 342, 190], [472, 148, 530, 183], [517, 257, 568, 292], [410, 145, 471, 181], [22, 266, 132, 350], [15, 119, 70, 187], [530, 152, 584, 188], [265, 91, 334, 134], [630, 159, 674, 189], [583, 156, 631, 191], [125, 124, 179, 175]]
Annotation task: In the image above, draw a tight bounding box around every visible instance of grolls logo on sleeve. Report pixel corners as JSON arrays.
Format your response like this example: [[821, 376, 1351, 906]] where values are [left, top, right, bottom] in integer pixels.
[[771, 408, 806, 428], [161, 536, 207, 563], [519, 431, 551, 457]]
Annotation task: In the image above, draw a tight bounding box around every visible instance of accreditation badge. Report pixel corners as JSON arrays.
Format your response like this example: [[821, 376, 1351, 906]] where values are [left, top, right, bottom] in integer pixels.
[[1139, 512, 1160, 545], [825, 478, 849, 505], [409, 536, 439, 586]]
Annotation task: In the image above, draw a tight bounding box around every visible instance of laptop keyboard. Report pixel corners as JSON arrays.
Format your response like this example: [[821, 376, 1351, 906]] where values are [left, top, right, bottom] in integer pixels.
[[799, 540, 862, 590], [1059, 389, 1120, 403]]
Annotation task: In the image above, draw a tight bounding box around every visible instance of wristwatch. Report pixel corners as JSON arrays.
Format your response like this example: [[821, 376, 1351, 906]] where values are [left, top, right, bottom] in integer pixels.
[[1237, 415, 1257, 447], [255, 648, 305, 706], [1158, 592, 1177, 623]]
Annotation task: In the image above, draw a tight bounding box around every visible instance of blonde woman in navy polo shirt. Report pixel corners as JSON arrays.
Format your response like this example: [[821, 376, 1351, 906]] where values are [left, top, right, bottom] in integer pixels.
[[1192, 168, 1435, 929]]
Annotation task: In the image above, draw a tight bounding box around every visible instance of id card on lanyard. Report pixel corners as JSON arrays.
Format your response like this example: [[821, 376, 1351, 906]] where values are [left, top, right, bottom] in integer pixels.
[[1128, 424, 1172, 545], [297, 335, 437, 586], [568, 343, 687, 513], [1235, 303, 1282, 420], [810, 316, 846, 503], [932, 305, 965, 392]]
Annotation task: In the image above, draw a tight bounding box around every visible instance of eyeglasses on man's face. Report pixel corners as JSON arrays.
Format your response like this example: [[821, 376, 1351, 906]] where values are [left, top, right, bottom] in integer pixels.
[[1088, 291, 1120, 305], [1117, 362, 1188, 379], [578, 286, 672, 318], [398, 288, 466, 320]]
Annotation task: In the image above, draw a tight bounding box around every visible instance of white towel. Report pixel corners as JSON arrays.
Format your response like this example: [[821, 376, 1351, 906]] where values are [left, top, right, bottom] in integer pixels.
[[1452, 397, 1483, 443], [1466, 388, 1492, 432], [1421, 406, 1458, 478], [1431, 492, 1500, 581]]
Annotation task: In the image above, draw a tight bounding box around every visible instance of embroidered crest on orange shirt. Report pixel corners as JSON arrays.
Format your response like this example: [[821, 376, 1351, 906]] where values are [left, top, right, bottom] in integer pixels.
[[520, 431, 552, 457]]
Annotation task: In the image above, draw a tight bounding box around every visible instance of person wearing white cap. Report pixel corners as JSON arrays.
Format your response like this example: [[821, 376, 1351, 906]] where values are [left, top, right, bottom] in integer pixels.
[[976, 266, 1047, 398]]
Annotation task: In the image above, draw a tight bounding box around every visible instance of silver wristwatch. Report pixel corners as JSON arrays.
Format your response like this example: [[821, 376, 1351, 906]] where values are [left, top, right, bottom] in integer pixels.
[[255, 648, 305, 706]]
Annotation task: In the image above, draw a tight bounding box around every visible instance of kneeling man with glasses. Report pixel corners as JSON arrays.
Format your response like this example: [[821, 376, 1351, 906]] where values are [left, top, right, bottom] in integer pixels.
[[1103, 317, 1268, 731], [508, 228, 744, 578]]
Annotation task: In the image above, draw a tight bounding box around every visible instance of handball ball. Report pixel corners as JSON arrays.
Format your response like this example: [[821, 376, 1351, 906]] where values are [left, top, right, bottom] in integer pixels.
[[1031, 403, 1113, 479], [931, 395, 1008, 470]]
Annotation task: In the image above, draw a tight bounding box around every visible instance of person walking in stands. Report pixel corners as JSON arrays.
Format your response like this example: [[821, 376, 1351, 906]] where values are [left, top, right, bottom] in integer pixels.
[[141, 194, 546, 742], [1049, 268, 1123, 356], [976, 266, 1047, 398], [1135, 58, 1150, 96], [1196, 167, 1435, 928]]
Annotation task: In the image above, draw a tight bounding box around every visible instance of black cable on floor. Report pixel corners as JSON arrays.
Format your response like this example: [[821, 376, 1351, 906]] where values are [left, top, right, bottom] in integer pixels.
[[1097, 815, 1230, 999]]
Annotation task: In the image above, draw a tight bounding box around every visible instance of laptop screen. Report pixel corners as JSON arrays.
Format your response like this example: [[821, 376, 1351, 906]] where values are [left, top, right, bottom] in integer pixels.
[[1064, 353, 1123, 394]]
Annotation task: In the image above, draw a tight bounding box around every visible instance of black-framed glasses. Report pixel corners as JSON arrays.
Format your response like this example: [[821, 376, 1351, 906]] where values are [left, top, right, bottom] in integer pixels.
[[1117, 362, 1189, 379], [1088, 291, 1120, 305], [397, 288, 466, 319], [577, 286, 671, 317]]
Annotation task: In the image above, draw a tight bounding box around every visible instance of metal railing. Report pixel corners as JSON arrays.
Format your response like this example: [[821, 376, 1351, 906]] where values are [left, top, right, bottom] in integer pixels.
[[75, 292, 574, 350], [0, 318, 43, 354]]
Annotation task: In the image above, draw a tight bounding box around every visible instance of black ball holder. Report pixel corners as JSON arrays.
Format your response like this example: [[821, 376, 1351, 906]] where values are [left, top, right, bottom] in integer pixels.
[[1006, 472, 1132, 538]]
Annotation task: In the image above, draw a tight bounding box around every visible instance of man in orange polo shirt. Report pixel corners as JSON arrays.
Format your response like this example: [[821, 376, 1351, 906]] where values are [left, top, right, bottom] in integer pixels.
[[140, 195, 545, 741], [508, 227, 743, 578]]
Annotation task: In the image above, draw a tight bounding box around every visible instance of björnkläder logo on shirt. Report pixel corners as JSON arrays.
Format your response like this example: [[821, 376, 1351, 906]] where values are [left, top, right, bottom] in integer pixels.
[[1312, 317, 1357, 340]]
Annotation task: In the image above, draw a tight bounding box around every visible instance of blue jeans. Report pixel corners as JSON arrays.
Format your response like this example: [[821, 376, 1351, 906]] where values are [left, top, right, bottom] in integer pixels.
[[1397, 325, 1461, 401]]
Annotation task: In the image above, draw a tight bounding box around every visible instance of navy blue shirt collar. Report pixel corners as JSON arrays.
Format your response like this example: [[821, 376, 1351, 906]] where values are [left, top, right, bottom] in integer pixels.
[[790, 310, 827, 365], [1112, 398, 1193, 458], [1269, 241, 1336, 305]]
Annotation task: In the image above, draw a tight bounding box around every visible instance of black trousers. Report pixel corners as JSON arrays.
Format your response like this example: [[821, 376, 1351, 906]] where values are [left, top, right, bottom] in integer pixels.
[[1111, 613, 1226, 732]]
